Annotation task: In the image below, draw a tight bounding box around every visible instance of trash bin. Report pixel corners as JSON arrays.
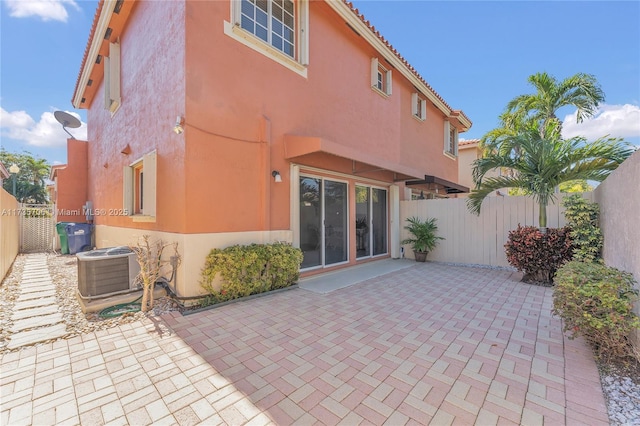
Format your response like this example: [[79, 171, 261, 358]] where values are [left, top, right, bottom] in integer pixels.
[[66, 223, 93, 255], [56, 222, 73, 254]]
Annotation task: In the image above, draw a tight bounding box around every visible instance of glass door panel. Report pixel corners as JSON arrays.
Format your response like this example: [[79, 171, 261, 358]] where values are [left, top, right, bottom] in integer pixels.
[[372, 188, 387, 255], [355, 185, 371, 258], [299, 177, 321, 268], [324, 181, 348, 265]]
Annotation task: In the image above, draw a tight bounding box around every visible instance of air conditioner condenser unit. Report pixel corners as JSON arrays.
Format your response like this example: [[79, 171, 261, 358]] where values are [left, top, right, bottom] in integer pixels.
[[77, 246, 141, 298]]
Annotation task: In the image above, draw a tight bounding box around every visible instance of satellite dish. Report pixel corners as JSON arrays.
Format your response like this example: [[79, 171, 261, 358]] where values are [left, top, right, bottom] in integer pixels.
[[54, 111, 81, 139]]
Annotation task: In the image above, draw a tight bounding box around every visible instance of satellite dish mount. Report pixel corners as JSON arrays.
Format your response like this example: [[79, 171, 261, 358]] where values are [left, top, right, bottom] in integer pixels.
[[54, 111, 81, 140]]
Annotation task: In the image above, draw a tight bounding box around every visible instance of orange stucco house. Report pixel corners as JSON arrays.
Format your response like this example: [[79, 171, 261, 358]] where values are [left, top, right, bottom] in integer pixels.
[[66, 0, 471, 297]]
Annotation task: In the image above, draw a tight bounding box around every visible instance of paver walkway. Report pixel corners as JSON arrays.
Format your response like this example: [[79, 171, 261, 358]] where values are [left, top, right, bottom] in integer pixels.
[[7, 254, 66, 350], [1, 262, 609, 425]]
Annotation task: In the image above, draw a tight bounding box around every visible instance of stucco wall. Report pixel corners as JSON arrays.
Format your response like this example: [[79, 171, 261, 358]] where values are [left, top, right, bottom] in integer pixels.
[[55, 139, 89, 223], [182, 0, 464, 233], [87, 0, 186, 233], [458, 145, 478, 191], [94, 225, 292, 297], [1, 189, 19, 281], [594, 149, 640, 343]]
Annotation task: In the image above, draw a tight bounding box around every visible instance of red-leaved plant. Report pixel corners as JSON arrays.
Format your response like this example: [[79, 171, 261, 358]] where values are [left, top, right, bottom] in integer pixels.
[[505, 225, 573, 284]]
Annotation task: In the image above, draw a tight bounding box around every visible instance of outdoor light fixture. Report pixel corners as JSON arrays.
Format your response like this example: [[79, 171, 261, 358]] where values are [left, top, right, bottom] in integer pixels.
[[272, 170, 282, 183], [9, 163, 20, 197], [173, 116, 184, 134]]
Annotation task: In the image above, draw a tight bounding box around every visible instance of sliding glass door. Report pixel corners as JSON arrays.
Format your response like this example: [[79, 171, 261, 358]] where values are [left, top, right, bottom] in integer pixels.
[[299, 176, 348, 269], [356, 185, 387, 259]]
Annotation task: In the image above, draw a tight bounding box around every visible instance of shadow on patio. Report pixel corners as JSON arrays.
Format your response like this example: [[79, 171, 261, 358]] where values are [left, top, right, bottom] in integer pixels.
[[157, 262, 608, 425]]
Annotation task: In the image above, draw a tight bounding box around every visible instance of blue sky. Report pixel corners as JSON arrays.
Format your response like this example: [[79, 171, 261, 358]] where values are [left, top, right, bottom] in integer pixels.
[[1, 0, 639, 167]]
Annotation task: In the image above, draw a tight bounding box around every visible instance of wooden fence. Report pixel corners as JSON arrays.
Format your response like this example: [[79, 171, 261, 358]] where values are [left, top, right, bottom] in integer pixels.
[[1, 189, 19, 280], [400, 192, 595, 268]]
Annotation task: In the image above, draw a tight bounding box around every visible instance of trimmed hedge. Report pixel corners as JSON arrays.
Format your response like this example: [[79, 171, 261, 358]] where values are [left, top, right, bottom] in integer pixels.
[[504, 225, 573, 284], [553, 261, 640, 360], [201, 242, 303, 304]]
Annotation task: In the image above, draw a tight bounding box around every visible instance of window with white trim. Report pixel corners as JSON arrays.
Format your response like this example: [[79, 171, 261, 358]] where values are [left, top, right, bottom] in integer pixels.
[[371, 58, 392, 96], [240, 0, 295, 57], [444, 121, 458, 157], [124, 151, 156, 217], [104, 41, 121, 113], [227, 0, 309, 76], [412, 92, 426, 120]]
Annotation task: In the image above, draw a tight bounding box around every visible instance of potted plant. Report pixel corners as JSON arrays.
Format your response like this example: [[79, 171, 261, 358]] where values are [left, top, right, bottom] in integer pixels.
[[401, 216, 444, 262]]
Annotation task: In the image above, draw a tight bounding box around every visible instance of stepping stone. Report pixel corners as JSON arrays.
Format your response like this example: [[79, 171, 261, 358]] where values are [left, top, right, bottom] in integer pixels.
[[14, 297, 57, 310], [11, 313, 64, 333], [7, 323, 67, 349], [22, 279, 53, 286], [20, 285, 54, 294], [22, 273, 51, 279], [17, 290, 56, 301], [11, 305, 59, 321], [22, 274, 51, 279]]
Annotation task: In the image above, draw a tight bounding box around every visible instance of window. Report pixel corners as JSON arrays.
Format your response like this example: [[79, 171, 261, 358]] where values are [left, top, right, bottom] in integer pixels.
[[412, 92, 426, 120], [371, 57, 392, 96], [104, 42, 121, 114], [124, 151, 156, 218], [444, 121, 458, 157], [240, 0, 295, 58], [227, 0, 309, 77]]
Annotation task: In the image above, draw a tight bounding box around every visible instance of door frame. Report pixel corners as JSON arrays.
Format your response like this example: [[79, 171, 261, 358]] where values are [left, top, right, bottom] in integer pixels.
[[297, 171, 350, 271]]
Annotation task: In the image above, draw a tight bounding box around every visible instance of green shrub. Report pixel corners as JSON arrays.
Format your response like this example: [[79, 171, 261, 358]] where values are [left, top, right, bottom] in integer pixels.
[[505, 225, 573, 284], [553, 261, 640, 360], [562, 194, 603, 263], [200, 242, 303, 304]]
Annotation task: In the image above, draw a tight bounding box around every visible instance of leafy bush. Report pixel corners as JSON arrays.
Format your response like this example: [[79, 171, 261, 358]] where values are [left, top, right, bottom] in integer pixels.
[[553, 261, 640, 360], [562, 194, 603, 263], [200, 242, 303, 304], [505, 225, 573, 284]]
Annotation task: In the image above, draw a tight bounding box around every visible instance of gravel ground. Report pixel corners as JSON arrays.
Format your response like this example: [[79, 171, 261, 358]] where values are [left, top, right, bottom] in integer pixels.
[[1, 253, 639, 424], [0, 253, 181, 355]]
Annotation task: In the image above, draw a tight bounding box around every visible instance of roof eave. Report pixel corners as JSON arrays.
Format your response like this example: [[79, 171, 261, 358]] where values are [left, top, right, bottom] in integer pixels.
[[326, 0, 471, 127], [72, 0, 117, 109]]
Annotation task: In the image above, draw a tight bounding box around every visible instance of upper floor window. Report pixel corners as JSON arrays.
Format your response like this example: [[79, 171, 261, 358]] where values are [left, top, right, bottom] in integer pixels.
[[104, 42, 121, 114], [241, 0, 295, 58], [412, 93, 426, 120], [371, 57, 392, 96], [226, 0, 308, 77], [444, 121, 458, 157]]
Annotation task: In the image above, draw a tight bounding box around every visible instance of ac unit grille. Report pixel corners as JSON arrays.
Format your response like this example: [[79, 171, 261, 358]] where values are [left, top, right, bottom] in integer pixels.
[[77, 247, 140, 298]]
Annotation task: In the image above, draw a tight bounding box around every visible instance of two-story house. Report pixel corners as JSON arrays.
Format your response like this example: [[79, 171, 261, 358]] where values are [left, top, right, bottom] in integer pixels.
[[66, 0, 471, 297]]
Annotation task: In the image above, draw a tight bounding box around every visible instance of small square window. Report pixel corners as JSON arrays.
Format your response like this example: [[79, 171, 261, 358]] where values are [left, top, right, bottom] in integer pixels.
[[444, 121, 458, 157], [124, 151, 157, 217], [371, 57, 392, 96], [412, 92, 426, 120]]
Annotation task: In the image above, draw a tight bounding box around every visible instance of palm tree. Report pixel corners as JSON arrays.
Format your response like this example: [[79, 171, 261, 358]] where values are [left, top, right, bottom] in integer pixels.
[[468, 122, 634, 228], [503, 72, 605, 138]]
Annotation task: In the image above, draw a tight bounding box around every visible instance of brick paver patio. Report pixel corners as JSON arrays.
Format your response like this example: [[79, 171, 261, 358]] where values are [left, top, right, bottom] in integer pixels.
[[1, 263, 608, 425]]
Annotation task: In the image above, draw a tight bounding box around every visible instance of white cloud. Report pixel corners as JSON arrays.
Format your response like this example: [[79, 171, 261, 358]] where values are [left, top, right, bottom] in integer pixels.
[[1, 107, 87, 147], [3, 0, 79, 23], [561, 104, 640, 141]]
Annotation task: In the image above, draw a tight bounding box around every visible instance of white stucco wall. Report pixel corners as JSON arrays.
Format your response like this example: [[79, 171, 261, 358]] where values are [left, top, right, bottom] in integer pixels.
[[594, 149, 640, 344]]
